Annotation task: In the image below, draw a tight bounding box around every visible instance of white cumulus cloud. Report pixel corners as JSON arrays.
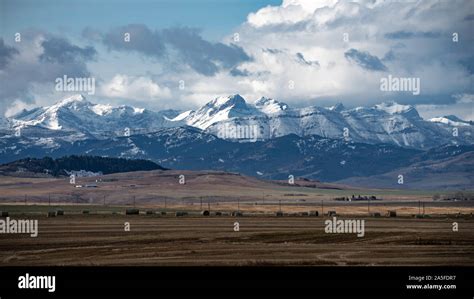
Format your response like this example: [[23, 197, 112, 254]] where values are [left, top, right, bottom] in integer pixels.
[[100, 74, 172, 102]]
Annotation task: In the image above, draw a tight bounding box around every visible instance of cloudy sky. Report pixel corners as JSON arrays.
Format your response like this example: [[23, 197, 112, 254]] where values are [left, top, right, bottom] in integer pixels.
[[0, 0, 473, 120]]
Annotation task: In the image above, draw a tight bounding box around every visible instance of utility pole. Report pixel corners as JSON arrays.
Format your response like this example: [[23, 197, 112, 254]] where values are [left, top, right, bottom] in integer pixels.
[[422, 202, 425, 215], [418, 201, 421, 215], [368, 197, 370, 215], [321, 200, 324, 216]]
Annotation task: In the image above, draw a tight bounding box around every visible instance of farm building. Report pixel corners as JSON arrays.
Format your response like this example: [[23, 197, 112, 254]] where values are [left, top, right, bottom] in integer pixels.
[[387, 210, 397, 217]]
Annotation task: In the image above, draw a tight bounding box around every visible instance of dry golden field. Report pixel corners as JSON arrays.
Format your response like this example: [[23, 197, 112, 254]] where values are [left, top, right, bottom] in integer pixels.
[[0, 214, 473, 266], [1, 170, 473, 266]]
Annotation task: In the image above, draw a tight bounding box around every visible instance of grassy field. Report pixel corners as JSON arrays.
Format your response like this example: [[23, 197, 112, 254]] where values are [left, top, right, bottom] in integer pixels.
[[0, 213, 473, 266], [0, 170, 443, 206], [1, 170, 473, 266]]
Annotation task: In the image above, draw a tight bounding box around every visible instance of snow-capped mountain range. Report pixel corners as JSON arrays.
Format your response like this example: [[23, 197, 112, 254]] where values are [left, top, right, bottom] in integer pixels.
[[1, 95, 472, 188], [6, 94, 180, 140], [2, 94, 472, 149]]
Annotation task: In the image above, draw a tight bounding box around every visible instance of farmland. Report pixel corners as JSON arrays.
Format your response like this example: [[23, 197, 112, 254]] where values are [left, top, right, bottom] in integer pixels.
[[0, 170, 473, 266]]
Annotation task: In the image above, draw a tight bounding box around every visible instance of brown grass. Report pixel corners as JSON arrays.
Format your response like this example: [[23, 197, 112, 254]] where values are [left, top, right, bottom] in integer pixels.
[[0, 215, 472, 266]]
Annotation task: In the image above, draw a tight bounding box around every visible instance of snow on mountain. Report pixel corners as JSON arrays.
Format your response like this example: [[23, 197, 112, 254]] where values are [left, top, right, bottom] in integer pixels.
[[254, 97, 289, 114], [170, 110, 193, 121], [185, 95, 473, 148], [429, 115, 471, 127], [10, 94, 93, 133], [342, 105, 426, 147], [90, 103, 114, 116], [374, 102, 413, 114], [10, 94, 182, 139], [4, 93, 473, 149], [182, 94, 264, 130]]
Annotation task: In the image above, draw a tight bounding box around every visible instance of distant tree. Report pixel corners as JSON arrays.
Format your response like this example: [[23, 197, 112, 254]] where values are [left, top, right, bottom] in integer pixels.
[[3, 155, 165, 176]]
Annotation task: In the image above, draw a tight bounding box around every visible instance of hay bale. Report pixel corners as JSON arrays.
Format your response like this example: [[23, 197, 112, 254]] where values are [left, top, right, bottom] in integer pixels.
[[387, 210, 397, 217], [309, 211, 319, 217], [214, 211, 222, 216], [0, 211, 9, 217], [126, 208, 140, 215], [47, 211, 56, 217], [275, 211, 283, 217], [231, 211, 243, 217], [201, 210, 210, 216], [327, 211, 337, 216], [56, 210, 64, 216], [175, 211, 188, 217], [370, 212, 381, 217], [146, 210, 155, 215], [82, 210, 90, 214]]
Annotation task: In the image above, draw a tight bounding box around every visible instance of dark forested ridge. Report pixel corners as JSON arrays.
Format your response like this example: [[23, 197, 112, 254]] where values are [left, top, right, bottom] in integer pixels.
[[0, 155, 166, 176]]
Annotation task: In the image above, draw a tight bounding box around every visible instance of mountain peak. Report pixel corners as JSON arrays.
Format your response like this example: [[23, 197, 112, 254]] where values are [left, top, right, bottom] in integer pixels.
[[47, 94, 92, 112], [56, 94, 87, 105], [374, 101, 414, 114], [254, 97, 289, 114], [254, 96, 273, 106], [328, 103, 345, 112], [186, 94, 260, 130], [210, 94, 246, 107]]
